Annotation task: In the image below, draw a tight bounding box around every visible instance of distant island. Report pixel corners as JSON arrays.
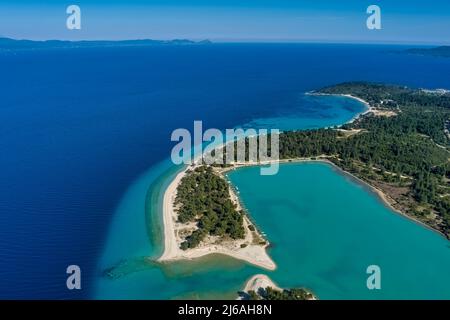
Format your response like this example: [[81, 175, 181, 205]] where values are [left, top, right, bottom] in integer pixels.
[[0, 37, 212, 50], [404, 46, 450, 58]]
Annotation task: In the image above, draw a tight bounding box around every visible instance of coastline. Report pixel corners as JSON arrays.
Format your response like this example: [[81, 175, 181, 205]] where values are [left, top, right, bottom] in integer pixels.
[[240, 274, 317, 300], [156, 92, 447, 281], [338, 94, 372, 124], [242, 274, 281, 293], [309, 92, 399, 123], [224, 157, 449, 240], [306, 92, 372, 125], [325, 161, 450, 240], [302, 93, 446, 237]]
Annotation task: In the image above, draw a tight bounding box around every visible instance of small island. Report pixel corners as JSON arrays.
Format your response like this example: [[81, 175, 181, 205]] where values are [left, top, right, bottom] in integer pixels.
[[0, 37, 211, 50], [404, 46, 450, 58], [239, 274, 316, 300]]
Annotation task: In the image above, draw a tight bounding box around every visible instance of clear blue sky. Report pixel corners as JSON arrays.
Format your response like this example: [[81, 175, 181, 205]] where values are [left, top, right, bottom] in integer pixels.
[[0, 0, 449, 44]]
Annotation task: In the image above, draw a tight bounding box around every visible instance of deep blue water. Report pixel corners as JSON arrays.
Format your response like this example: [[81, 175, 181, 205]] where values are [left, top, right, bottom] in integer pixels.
[[1, 43, 450, 299]]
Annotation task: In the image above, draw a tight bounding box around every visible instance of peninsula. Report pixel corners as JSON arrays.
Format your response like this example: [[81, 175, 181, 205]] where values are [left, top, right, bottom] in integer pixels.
[[158, 164, 276, 270]]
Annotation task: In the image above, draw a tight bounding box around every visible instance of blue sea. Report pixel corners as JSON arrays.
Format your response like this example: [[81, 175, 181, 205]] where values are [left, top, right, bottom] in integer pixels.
[[1, 43, 450, 299]]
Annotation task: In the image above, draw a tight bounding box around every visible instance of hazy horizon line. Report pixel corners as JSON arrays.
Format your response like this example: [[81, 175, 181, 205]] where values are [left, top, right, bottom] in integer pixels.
[[1, 35, 447, 47]]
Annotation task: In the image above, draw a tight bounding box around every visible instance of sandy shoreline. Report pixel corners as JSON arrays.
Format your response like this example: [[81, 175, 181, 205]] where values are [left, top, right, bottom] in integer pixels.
[[240, 274, 317, 300], [309, 92, 399, 124], [327, 161, 449, 239], [339, 94, 373, 123], [157, 166, 187, 262], [223, 157, 448, 239], [242, 274, 281, 293], [300, 94, 443, 235], [306, 92, 372, 125]]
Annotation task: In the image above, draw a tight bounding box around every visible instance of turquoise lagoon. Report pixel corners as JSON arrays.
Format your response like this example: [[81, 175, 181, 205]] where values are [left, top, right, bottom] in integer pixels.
[[227, 163, 450, 299], [94, 95, 450, 299]]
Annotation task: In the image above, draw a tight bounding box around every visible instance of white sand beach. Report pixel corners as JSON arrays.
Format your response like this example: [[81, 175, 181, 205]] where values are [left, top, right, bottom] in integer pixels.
[[242, 274, 281, 293], [241, 274, 317, 300], [308, 92, 399, 124]]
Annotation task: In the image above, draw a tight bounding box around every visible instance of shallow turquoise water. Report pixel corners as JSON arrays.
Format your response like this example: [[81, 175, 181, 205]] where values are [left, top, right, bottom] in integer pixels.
[[95, 160, 450, 299], [227, 162, 450, 299], [244, 95, 367, 130], [94, 94, 367, 299], [94, 159, 262, 299]]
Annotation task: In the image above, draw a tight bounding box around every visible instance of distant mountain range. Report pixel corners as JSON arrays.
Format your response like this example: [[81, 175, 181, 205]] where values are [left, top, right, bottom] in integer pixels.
[[0, 37, 212, 50], [404, 46, 450, 58]]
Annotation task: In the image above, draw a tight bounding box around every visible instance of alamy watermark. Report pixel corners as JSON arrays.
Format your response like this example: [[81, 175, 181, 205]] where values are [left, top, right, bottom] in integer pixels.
[[63, 5, 381, 32], [66, 5, 81, 30], [366, 265, 381, 290], [66, 265, 81, 290], [170, 121, 280, 175], [367, 5, 382, 30]]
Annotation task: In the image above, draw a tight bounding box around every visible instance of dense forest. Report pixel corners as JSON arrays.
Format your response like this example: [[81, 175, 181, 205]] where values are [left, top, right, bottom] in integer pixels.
[[175, 166, 245, 250], [246, 287, 313, 300]]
